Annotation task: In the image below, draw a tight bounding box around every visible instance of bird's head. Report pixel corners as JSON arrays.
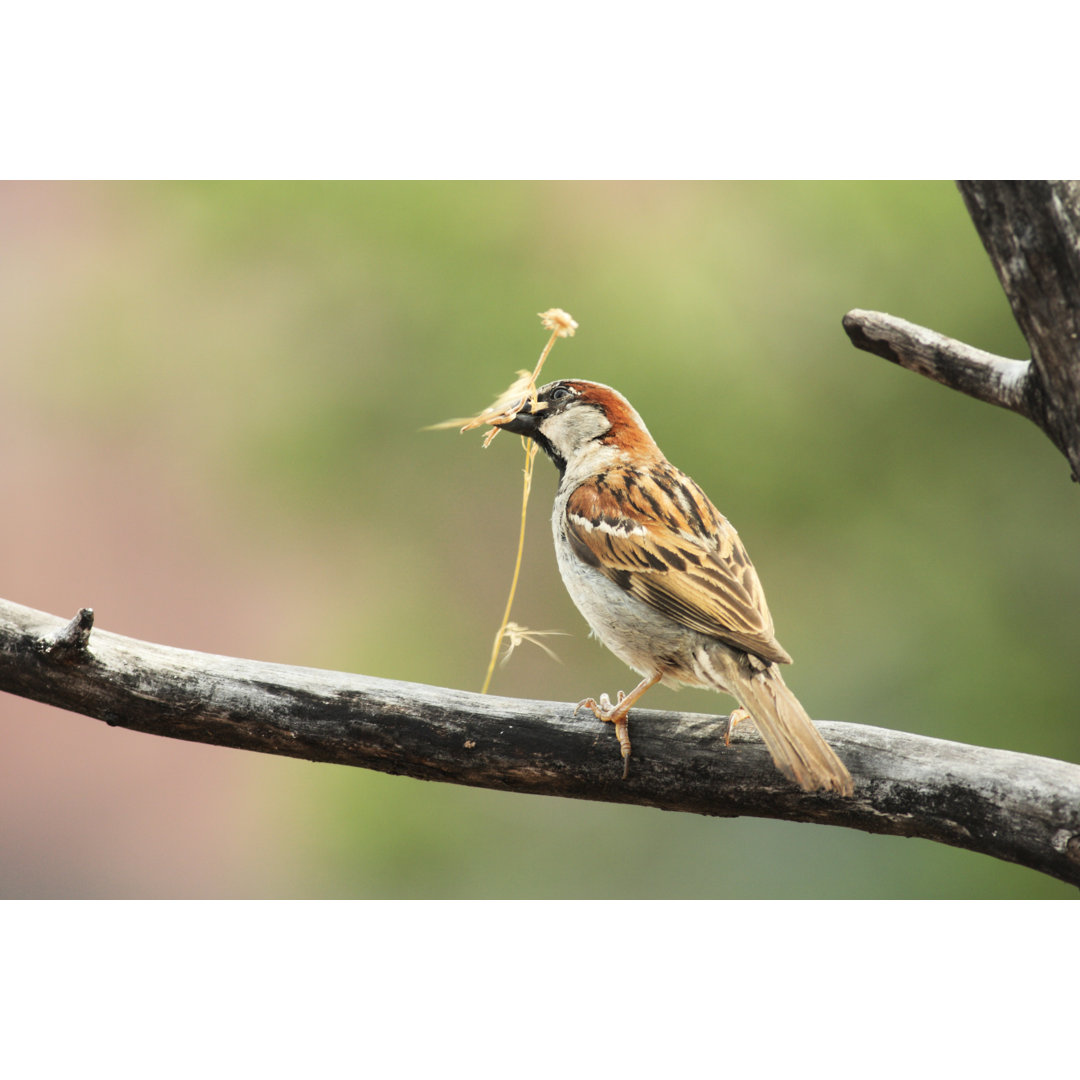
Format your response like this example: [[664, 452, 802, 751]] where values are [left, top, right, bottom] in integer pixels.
[[495, 380, 662, 477]]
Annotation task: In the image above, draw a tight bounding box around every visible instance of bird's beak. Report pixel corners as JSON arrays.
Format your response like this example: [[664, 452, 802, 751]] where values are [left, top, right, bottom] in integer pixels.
[[493, 398, 545, 436]]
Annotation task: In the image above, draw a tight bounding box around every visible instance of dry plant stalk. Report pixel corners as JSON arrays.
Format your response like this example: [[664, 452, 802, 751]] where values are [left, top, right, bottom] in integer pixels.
[[435, 308, 578, 693], [440, 307, 578, 446], [480, 441, 539, 691], [499, 622, 566, 665]]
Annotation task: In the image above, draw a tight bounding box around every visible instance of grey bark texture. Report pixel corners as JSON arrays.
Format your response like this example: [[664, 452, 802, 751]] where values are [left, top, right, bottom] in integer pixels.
[[2, 598, 1079, 885]]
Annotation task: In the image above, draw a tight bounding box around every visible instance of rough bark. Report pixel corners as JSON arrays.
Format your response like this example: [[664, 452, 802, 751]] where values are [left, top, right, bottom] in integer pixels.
[[844, 180, 1080, 481], [3, 597, 1079, 886]]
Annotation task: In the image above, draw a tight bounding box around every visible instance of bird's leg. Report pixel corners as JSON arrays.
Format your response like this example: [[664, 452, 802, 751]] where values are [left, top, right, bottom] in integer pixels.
[[724, 707, 752, 747], [574, 671, 663, 779]]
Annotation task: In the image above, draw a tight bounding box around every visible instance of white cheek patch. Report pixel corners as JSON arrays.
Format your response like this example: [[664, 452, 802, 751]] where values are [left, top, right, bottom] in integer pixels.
[[542, 405, 610, 458]]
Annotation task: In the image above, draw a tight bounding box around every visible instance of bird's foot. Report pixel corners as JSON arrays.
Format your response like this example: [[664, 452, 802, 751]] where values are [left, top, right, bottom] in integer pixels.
[[575, 692, 632, 779], [724, 706, 752, 747]]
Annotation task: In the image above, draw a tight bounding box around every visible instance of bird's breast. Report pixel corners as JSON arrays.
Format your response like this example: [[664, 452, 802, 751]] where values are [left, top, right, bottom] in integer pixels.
[[552, 504, 696, 683]]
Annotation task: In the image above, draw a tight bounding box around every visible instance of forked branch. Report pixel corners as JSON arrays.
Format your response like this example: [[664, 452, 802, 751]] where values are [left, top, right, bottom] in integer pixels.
[[2, 597, 1079, 886], [844, 180, 1080, 481]]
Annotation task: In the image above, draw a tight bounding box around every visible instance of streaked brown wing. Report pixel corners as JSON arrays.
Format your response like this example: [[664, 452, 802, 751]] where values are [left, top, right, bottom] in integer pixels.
[[564, 465, 792, 665]]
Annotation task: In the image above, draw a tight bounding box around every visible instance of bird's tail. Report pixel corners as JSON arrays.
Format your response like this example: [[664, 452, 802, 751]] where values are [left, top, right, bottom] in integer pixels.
[[709, 650, 854, 796]]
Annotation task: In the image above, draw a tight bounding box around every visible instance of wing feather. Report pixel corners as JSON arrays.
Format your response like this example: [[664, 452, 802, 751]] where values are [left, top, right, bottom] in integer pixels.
[[565, 464, 792, 665]]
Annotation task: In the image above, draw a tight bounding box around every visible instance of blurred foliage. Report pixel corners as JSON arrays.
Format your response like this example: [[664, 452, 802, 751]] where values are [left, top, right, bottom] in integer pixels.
[[8, 181, 1080, 897]]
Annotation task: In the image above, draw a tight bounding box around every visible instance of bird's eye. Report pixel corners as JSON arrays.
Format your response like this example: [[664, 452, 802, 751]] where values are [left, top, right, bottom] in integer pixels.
[[549, 385, 572, 402]]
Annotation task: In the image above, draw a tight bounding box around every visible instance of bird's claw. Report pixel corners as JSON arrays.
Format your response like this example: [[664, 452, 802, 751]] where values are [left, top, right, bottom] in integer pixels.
[[574, 692, 632, 779], [725, 707, 752, 747], [573, 690, 624, 719]]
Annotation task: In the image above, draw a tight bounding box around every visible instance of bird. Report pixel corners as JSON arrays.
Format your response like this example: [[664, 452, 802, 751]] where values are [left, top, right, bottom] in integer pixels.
[[494, 378, 854, 795]]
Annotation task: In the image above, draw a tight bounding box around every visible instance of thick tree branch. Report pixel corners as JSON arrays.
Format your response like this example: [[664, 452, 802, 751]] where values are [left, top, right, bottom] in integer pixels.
[[845, 180, 1080, 481], [2, 597, 1079, 885], [958, 180, 1080, 478]]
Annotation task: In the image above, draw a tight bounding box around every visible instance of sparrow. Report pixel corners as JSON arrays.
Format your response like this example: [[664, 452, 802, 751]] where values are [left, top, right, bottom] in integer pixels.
[[495, 379, 854, 795]]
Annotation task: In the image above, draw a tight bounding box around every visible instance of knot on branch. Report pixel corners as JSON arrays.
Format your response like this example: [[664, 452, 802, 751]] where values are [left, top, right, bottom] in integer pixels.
[[37, 608, 95, 663], [1052, 829, 1080, 867]]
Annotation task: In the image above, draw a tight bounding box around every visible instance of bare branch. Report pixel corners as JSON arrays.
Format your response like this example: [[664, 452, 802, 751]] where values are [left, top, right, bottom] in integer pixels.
[[845, 181, 1080, 482], [3, 596, 1079, 885], [842, 309, 1032, 415]]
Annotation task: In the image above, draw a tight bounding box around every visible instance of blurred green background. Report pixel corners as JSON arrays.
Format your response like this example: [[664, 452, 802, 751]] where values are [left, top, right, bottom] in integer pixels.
[[1, 181, 1077, 898]]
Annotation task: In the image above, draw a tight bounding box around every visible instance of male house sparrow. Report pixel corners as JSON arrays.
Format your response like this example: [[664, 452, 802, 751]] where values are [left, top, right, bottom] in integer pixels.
[[496, 379, 854, 796]]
